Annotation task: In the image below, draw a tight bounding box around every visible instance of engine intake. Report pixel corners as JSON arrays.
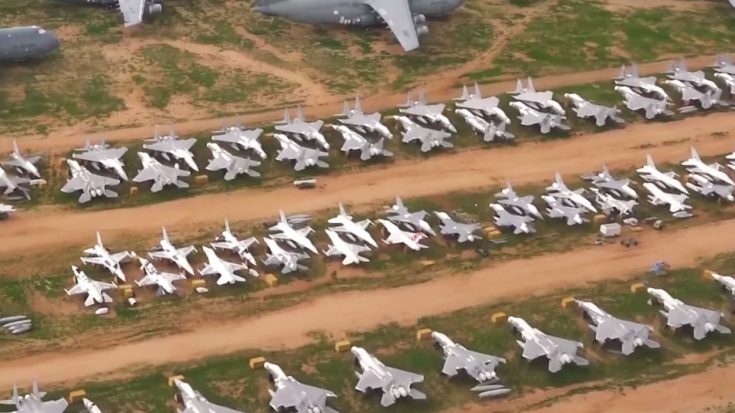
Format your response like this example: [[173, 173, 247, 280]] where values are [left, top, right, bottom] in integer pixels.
[[413, 14, 426, 24], [147, 2, 163, 15], [416, 24, 429, 36]]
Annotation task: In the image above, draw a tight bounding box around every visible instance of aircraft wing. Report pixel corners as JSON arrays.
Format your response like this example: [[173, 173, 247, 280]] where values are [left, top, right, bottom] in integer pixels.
[[355, 370, 385, 392], [207, 156, 231, 171], [520, 339, 547, 360], [148, 250, 172, 260], [93, 280, 118, 290], [159, 163, 192, 178], [61, 176, 87, 192], [39, 399, 70, 413], [133, 166, 160, 183], [80, 256, 106, 266], [386, 366, 423, 387], [137, 274, 159, 286], [276, 145, 301, 161], [549, 336, 582, 355], [177, 246, 196, 256], [65, 283, 87, 295], [182, 399, 245, 413], [270, 382, 332, 412], [363, 0, 420, 52], [519, 110, 546, 126], [162, 272, 187, 282], [594, 319, 629, 342], [111, 251, 131, 262], [119, 0, 145, 27]]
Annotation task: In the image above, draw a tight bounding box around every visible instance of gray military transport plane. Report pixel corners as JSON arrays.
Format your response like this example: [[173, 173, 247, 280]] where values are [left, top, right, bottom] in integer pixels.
[[0, 26, 59, 62]]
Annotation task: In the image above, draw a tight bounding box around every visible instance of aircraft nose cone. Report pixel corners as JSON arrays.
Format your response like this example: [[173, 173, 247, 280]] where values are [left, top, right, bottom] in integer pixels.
[[43, 32, 61, 55]]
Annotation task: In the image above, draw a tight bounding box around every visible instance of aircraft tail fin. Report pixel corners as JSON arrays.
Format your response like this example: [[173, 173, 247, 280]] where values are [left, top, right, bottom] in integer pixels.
[[354, 96, 363, 113], [690, 147, 700, 161], [527, 76, 536, 92], [12, 139, 20, 155], [473, 82, 482, 98], [96, 231, 103, 247], [512, 78, 524, 94], [458, 84, 469, 100], [102, 292, 113, 303], [338, 202, 347, 217], [278, 209, 287, 223], [281, 108, 291, 124], [380, 392, 397, 407], [296, 105, 304, 120], [645, 154, 655, 168], [161, 226, 169, 242], [224, 218, 231, 233]]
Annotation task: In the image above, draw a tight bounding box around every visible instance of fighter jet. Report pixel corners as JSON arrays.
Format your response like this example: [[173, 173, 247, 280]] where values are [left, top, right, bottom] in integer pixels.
[[323, 229, 371, 265], [682, 147, 735, 186], [0, 166, 33, 200], [273, 133, 330, 171], [211, 219, 259, 265], [643, 183, 692, 214], [454, 108, 514, 142], [65, 265, 117, 307], [385, 196, 435, 235], [3, 140, 41, 179], [211, 124, 267, 159], [205, 142, 262, 180], [0, 203, 15, 219], [666, 58, 721, 94], [264, 362, 339, 413], [0, 26, 59, 62], [647, 288, 731, 340], [583, 165, 638, 199], [431, 331, 508, 388], [0, 379, 68, 413], [489, 203, 536, 235], [269, 210, 318, 254], [80, 231, 132, 282], [199, 246, 251, 285], [434, 211, 481, 242], [61, 159, 120, 203], [509, 101, 569, 134], [136, 256, 186, 296], [712, 54, 735, 75], [494, 182, 543, 219], [614, 86, 672, 119], [508, 316, 589, 373], [328, 203, 377, 248], [262, 237, 310, 274], [564, 93, 625, 127], [714, 72, 735, 95], [109, 0, 163, 27], [82, 398, 102, 413], [274, 107, 329, 150], [378, 219, 428, 251], [454, 83, 512, 126], [327, 124, 393, 161], [542, 195, 589, 225], [399, 92, 457, 133], [335, 97, 392, 139], [614, 64, 670, 101], [143, 128, 198, 171], [637, 154, 689, 194], [392, 115, 454, 152], [133, 152, 191, 192], [590, 188, 638, 217], [686, 173, 735, 202], [546, 172, 597, 213], [510, 78, 566, 116], [173, 377, 245, 413], [710, 272, 735, 297], [575, 299, 660, 355], [72, 140, 129, 181], [351, 346, 426, 407], [148, 227, 197, 276], [663, 79, 722, 110]]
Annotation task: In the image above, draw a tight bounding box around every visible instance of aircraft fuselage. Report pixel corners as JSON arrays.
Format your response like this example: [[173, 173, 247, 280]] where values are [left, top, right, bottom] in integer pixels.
[[0, 26, 59, 62]]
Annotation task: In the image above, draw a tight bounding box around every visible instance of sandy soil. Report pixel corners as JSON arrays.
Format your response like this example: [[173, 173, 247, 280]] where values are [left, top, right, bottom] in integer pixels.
[[1, 55, 721, 154], [4, 111, 735, 255], [0, 217, 732, 388], [602, 0, 712, 12]]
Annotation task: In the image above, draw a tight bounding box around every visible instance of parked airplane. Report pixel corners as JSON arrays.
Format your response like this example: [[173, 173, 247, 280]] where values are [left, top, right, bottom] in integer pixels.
[[454, 83, 512, 125], [211, 219, 259, 265], [336, 97, 392, 139], [392, 115, 454, 152], [0, 26, 60, 61], [508, 316, 589, 373], [431, 331, 508, 386], [80, 231, 132, 282], [262, 237, 310, 274], [714, 71, 735, 95], [211, 124, 267, 159], [199, 246, 252, 284], [61, 159, 120, 203], [329, 203, 377, 247], [136, 256, 186, 296], [664, 79, 721, 110], [172, 377, 245, 413], [583, 165, 638, 199], [65, 265, 117, 307], [0, 379, 68, 413], [542, 195, 589, 225], [385, 196, 436, 235], [508, 101, 569, 134], [564, 93, 625, 127], [454, 108, 514, 142], [72, 140, 129, 181], [205, 142, 261, 180], [434, 211, 481, 242], [712, 54, 735, 75], [546, 172, 597, 213], [264, 362, 339, 413], [666, 59, 721, 93], [143, 128, 198, 171], [323, 229, 371, 265], [0, 166, 32, 200], [647, 288, 731, 340], [399, 92, 457, 133], [275, 107, 329, 150], [686, 173, 735, 202], [510, 78, 566, 115], [327, 124, 393, 161], [638, 154, 689, 194], [3, 141, 41, 179], [489, 203, 536, 234], [133, 152, 191, 192], [82, 398, 102, 413], [273, 133, 330, 171], [710, 272, 735, 297], [614, 64, 670, 101], [590, 188, 637, 217], [148, 227, 197, 276], [494, 182, 543, 219], [643, 182, 692, 214], [269, 210, 319, 254], [575, 299, 660, 355], [378, 219, 428, 251], [682, 147, 735, 186], [614, 86, 672, 119], [351, 346, 426, 406]]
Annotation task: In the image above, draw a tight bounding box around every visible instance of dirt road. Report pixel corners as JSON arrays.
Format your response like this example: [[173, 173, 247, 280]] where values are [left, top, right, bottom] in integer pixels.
[[1, 55, 720, 153], [1, 217, 733, 388], [5, 111, 735, 255]]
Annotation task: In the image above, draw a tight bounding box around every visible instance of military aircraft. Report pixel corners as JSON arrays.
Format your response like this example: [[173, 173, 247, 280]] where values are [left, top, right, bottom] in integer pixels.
[[489, 203, 536, 234], [211, 123, 267, 159], [454, 108, 514, 142], [546, 172, 597, 213], [614, 86, 672, 119], [323, 229, 371, 265], [494, 182, 543, 219], [564, 93, 625, 127], [273, 133, 330, 171], [262, 237, 310, 274], [264, 362, 340, 413], [0, 26, 59, 62], [714, 72, 735, 95], [637, 154, 689, 194], [328, 203, 377, 248], [199, 246, 252, 284], [510, 78, 566, 116], [72, 140, 129, 181], [211, 219, 259, 265], [643, 182, 692, 214], [666, 58, 721, 95], [275, 107, 329, 150], [590, 188, 638, 217], [65, 265, 117, 307], [269, 210, 319, 254], [647, 288, 731, 340], [392, 115, 454, 152], [682, 147, 735, 186], [508, 101, 569, 134], [61, 159, 120, 203], [614, 64, 670, 101], [575, 299, 660, 355], [582, 165, 638, 200], [378, 219, 428, 251], [0, 203, 15, 219], [327, 124, 393, 161], [385, 196, 435, 235], [710, 272, 735, 297], [59, 0, 164, 27], [82, 398, 102, 413], [686, 173, 735, 202], [254, 0, 463, 52], [205, 142, 261, 180], [399, 92, 457, 133], [136, 256, 186, 296], [335, 97, 392, 139], [3, 141, 41, 179], [0, 379, 68, 413], [172, 377, 245, 413], [351, 346, 426, 406], [143, 128, 198, 171], [148, 227, 197, 276], [663, 78, 722, 110], [542, 195, 589, 226], [508, 316, 589, 373], [0, 166, 33, 200], [712, 54, 735, 74], [434, 211, 481, 243], [80, 231, 132, 282], [454, 83, 512, 126], [133, 152, 191, 192]]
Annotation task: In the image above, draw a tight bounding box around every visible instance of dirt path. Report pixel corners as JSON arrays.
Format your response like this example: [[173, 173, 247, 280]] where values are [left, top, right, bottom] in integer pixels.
[[0, 217, 733, 388], [1, 55, 720, 153], [4, 111, 735, 255]]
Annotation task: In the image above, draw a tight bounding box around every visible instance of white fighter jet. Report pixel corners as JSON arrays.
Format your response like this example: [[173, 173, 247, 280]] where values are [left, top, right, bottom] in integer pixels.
[[564, 93, 625, 127], [211, 123, 267, 159], [686, 173, 735, 202], [637, 154, 689, 194], [65, 265, 117, 307], [262, 237, 310, 274], [327, 124, 393, 161], [682, 147, 735, 186], [489, 203, 536, 234], [643, 182, 692, 214], [136, 256, 187, 296], [323, 229, 371, 265], [378, 219, 428, 251], [508, 316, 589, 373], [392, 115, 454, 152], [714, 71, 735, 95], [80, 231, 132, 282], [509, 101, 569, 134], [454, 83, 512, 124], [647, 288, 731, 340], [510, 77, 566, 115], [385, 196, 436, 235], [3, 140, 41, 178], [133, 152, 191, 192], [399, 91, 457, 133], [614, 64, 670, 101], [328, 203, 377, 248], [583, 165, 638, 199], [575, 299, 660, 355], [211, 219, 259, 266], [269, 210, 318, 254], [590, 188, 638, 217], [61, 159, 120, 203], [199, 246, 251, 285], [205, 142, 261, 180], [542, 195, 589, 225], [494, 182, 543, 219], [454, 108, 514, 142], [614, 86, 672, 119], [143, 127, 198, 171], [148, 227, 197, 276], [666, 59, 721, 93], [351, 346, 426, 407], [264, 362, 339, 413], [335, 97, 392, 139], [274, 106, 329, 150], [273, 133, 330, 171], [0, 166, 33, 200], [0, 379, 68, 413], [710, 272, 735, 297], [712, 54, 735, 75], [82, 398, 102, 413], [72, 140, 129, 181], [546, 172, 597, 213], [173, 377, 245, 413], [431, 331, 508, 390], [663, 79, 722, 110], [434, 211, 481, 243]]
